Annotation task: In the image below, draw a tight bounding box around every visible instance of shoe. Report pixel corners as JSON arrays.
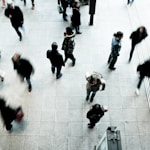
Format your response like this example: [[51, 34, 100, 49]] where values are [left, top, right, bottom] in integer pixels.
[[135, 88, 139, 95], [88, 124, 94, 128], [76, 32, 82, 34], [63, 18, 68, 21], [56, 73, 62, 79], [72, 59, 76, 66], [109, 66, 116, 70]]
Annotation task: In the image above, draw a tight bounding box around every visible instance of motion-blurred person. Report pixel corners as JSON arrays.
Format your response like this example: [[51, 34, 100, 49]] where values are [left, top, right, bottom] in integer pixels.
[[108, 31, 123, 70], [4, 3, 24, 41], [71, 0, 81, 34], [1, 0, 5, 7], [129, 26, 148, 62], [21, 0, 35, 10], [47, 42, 65, 79], [87, 104, 108, 128], [127, 0, 134, 5], [136, 59, 150, 95], [58, 0, 69, 21], [12, 53, 34, 92], [62, 27, 76, 66], [85, 72, 106, 102], [0, 97, 24, 131]]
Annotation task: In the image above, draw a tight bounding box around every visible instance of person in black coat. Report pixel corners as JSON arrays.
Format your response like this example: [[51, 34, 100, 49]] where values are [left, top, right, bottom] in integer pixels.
[[12, 53, 34, 92], [129, 26, 148, 62], [58, 0, 69, 21], [0, 98, 23, 131], [4, 3, 24, 41], [87, 104, 108, 128], [47, 42, 65, 79], [136, 59, 150, 95], [71, 0, 81, 34]]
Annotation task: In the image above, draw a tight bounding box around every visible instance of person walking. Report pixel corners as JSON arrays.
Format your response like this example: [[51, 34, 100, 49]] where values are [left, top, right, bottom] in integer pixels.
[[1, 0, 5, 7], [71, 0, 81, 34], [127, 0, 134, 5], [136, 59, 150, 95], [129, 26, 148, 62], [4, 3, 24, 41], [0, 97, 24, 131], [46, 42, 65, 79], [108, 31, 123, 70], [21, 0, 35, 10], [62, 27, 76, 66], [87, 104, 108, 128], [85, 72, 106, 102], [58, 0, 68, 21], [12, 53, 34, 92]]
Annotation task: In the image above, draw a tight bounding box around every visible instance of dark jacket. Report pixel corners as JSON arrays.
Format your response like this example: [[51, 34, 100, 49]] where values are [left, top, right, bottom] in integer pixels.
[[87, 104, 104, 123], [71, 7, 81, 26], [137, 59, 150, 77], [12, 58, 34, 78], [130, 28, 148, 44], [5, 6, 24, 28], [62, 32, 75, 54], [47, 49, 64, 67]]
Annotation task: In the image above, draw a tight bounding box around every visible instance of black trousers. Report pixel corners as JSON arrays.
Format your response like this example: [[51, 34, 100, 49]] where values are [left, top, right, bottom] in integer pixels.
[[137, 76, 144, 89], [23, 0, 34, 6], [64, 52, 75, 63], [51, 65, 62, 78], [108, 53, 118, 68], [129, 41, 137, 61], [13, 26, 22, 39]]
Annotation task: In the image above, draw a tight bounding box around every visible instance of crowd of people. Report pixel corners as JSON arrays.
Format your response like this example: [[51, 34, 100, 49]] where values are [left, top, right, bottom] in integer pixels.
[[0, 0, 149, 132]]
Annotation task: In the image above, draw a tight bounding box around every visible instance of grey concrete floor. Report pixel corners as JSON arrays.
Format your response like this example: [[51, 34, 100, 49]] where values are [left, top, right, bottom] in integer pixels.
[[0, 0, 150, 150]]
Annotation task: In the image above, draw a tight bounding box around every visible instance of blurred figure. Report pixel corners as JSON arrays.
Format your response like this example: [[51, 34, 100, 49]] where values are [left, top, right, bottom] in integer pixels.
[[62, 27, 76, 66], [4, 3, 24, 41], [85, 72, 106, 102], [71, 0, 81, 34], [136, 59, 150, 95], [58, 0, 69, 21], [12, 53, 34, 92], [108, 31, 123, 70], [0, 97, 24, 131], [127, 0, 134, 5], [129, 26, 148, 62], [1, 0, 5, 7], [87, 104, 108, 128], [21, 0, 35, 10], [47, 42, 65, 79]]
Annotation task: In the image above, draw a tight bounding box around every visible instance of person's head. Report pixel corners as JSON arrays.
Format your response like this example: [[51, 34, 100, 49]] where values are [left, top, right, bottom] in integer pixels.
[[51, 42, 58, 50], [114, 31, 123, 41], [65, 27, 73, 35], [12, 53, 21, 62], [7, 0, 14, 9], [101, 105, 108, 112], [138, 26, 146, 33]]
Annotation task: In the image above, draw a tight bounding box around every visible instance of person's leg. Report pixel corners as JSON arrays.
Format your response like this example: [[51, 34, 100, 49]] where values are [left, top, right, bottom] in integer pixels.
[[31, 0, 35, 9], [26, 77, 32, 92], [109, 55, 118, 70], [56, 66, 62, 79], [69, 54, 76, 66], [5, 123, 12, 131], [90, 91, 96, 102], [86, 88, 91, 101], [23, 0, 26, 6], [64, 52, 68, 63], [136, 76, 144, 95], [63, 7, 67, 21], [13, 26, 22, 41], [129, 41, 136, 62], [108, 52, 112, 64], [51, 65, 55, 74], [88, 119, 95, 128], [1, 0, 5, 7]]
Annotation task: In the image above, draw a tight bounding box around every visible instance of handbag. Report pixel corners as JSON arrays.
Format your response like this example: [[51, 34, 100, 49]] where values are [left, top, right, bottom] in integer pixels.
[[57, 5, 63, 14]]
